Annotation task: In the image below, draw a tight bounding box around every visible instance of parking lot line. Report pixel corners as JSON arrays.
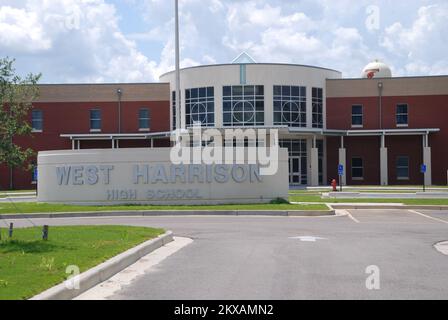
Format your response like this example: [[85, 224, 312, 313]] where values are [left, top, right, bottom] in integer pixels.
[[408, 210, 448, 225], [336, 210, 360, 223]]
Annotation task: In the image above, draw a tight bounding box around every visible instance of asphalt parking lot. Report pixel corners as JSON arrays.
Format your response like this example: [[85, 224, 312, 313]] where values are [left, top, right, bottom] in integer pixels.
[[6, 209, 448, 300]]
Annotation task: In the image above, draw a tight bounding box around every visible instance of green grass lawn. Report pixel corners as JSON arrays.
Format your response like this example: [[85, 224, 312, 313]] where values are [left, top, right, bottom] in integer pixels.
[[0, 202, 329, 215], [289, 189, 448, 195], [289, 194, 448, 205], [0, 226, 164, 300]]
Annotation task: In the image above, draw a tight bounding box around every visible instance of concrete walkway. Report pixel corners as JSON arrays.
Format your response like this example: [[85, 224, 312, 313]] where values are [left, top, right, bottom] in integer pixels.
[[323, 192, 448, 199]]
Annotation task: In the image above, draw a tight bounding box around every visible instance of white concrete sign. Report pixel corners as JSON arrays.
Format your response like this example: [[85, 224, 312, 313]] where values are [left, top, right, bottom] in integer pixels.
[[37, 148, 289, 205]]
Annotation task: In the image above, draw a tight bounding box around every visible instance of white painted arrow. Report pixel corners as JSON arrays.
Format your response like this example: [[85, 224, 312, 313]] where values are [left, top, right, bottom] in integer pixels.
[[289, 236, 328, 242]]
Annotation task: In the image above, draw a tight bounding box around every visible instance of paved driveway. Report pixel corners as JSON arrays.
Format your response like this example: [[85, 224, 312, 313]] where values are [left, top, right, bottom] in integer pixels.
[[5, 209, 448, 299]]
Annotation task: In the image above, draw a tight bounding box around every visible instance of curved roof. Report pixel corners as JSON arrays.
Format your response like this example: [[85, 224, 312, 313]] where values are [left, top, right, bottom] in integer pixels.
[[160, 62, 341, 79]]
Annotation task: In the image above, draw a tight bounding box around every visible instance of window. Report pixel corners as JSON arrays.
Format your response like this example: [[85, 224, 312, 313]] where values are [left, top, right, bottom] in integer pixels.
[[396, 104, 408, 126], [273, 86, 306, 127], [352, 105, 363, 127], [186, 87, 215, 127], [312, 88, 323, 128], [351, 157, 364, 179], [317, 139, 324, 185], [90, 109, 101, 131], [396, 156, 409, 180], [172, 91, 177, 130], [223, 85, 264, 126], [139, 108, 151, 131], [32, 109, 43, 132]]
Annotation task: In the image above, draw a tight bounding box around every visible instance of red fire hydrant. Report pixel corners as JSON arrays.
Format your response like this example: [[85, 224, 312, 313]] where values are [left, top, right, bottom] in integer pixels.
[[331, 179, 338, 192]]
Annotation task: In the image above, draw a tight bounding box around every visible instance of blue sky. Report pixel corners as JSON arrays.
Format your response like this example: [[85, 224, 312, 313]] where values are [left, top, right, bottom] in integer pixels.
[[0, 0, 447, 83]]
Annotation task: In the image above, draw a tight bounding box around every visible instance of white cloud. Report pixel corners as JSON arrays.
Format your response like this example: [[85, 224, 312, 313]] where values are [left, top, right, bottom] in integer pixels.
[[0, 6, 51, 53], [0, 0, 446, 82], [380, 3, 448, 75], [0, 0, 167, 83], [220, 1, 376, 77]]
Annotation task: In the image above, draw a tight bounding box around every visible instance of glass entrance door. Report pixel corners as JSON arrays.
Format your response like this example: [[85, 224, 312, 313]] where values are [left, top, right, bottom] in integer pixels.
[[281, 139, 308, 186], [289, 157, 302, 185]]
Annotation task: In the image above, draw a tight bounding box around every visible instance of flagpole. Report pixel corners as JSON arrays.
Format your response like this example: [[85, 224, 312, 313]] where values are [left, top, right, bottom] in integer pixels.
[[175, 0, 181, 131]]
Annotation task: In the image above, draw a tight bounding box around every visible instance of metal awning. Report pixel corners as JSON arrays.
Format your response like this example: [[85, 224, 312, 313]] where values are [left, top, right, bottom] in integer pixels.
[[289, 128, 440, 136], [61, 132, 173, 149], [61, 128, 440, 141], [60, 132, 172, 141], [335, 128, 440, 136]]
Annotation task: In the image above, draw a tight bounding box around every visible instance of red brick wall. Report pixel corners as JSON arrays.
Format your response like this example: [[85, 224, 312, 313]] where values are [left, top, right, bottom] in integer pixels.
[[1, 100, 170, 190], [327, 136, 381, 185], [386, 136, 423, 185], [327, 95, 448, 185]]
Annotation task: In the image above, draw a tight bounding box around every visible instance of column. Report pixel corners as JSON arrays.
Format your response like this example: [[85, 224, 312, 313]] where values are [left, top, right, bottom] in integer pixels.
[[310, 136, 319, 186], [215, 85, 223, 128], [423, 134, 432, 186], [380, 134, 388, 186], [338, 136, 347, 186], [306, 86, 313, 129]]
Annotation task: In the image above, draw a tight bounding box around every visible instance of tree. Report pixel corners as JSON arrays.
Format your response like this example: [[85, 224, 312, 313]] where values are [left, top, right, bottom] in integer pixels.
[[0, 57, 41, 190]]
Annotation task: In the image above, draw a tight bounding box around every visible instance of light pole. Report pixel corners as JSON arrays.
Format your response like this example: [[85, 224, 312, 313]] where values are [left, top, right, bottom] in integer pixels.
[[175, 0, 181, 131], [378, 82, 383, 129], [117, 88, 122, 134]]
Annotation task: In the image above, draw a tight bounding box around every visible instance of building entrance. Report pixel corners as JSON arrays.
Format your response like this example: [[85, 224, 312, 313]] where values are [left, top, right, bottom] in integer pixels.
[[280, 139, 307, 186]]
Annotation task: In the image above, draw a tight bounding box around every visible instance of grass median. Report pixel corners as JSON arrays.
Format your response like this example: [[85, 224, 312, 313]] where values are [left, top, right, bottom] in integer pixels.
[[0, 225, 164, 300], [0, 202, 329, 215]]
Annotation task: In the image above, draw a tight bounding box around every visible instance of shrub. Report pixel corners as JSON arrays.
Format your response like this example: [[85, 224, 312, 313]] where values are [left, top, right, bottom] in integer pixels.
[[270, 198, 290, 204]]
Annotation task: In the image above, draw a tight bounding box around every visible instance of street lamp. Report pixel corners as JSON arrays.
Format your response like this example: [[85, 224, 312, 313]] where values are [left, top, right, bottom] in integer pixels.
[[378, 82, 383, 129], [117, 88, 122, 134], [175, 0, 181, 131]]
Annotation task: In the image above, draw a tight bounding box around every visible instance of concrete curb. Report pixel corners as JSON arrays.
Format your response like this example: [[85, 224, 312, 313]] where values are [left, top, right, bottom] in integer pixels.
[[0, 210, 335, 220], [329, 204, 448, 210], [30, 231, 174, 300]]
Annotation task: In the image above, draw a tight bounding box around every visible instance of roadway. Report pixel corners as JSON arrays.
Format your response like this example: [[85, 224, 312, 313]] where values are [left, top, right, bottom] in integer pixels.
[[5, 209, 448, 300]]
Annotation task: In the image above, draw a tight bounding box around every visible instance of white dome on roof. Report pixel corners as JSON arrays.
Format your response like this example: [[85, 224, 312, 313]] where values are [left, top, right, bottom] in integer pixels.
[[362, 60, 392, 79]]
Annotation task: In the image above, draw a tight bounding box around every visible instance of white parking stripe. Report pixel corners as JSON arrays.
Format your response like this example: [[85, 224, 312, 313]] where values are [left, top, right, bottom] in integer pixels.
[[336, 210, 360, 223], [408, 210, 448, 225]]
